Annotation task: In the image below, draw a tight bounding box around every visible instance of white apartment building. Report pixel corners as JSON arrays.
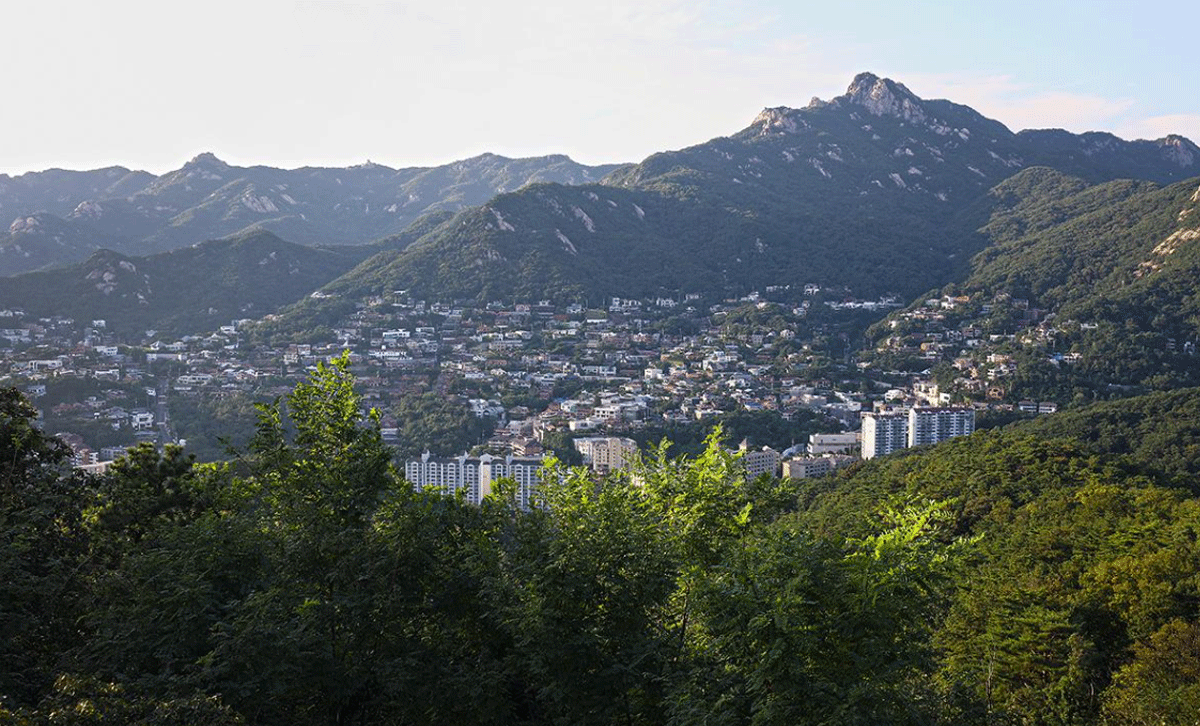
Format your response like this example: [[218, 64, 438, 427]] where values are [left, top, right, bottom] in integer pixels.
[[573, 436, 638, 473], [405, 452, 544, 508], [860, 411, 909, 459], [908, 406, 975, 448]]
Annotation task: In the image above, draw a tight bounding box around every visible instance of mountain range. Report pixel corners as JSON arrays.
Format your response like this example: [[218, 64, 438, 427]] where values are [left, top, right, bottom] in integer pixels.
[[0, 230, 376, 336], [2, 72, 1198, 344], [296, 72, 1198, 308], [0, 152, 622, 276]]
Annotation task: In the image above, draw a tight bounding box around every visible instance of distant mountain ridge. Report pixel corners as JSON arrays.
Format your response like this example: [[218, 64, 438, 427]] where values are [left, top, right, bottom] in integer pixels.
[[0, 152, 624, 275], [297, 72, 1197, 309], [0, 229, 377, 336]]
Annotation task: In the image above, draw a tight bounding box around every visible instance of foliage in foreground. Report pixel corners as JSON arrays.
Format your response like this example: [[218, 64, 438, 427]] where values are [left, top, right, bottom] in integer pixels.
[[3, 365, 1200, 725]]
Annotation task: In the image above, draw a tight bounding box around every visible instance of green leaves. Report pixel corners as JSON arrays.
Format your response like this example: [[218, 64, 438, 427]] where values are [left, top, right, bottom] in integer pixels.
[[10, 374, 1200, 726], [0, 388, 91, 705]]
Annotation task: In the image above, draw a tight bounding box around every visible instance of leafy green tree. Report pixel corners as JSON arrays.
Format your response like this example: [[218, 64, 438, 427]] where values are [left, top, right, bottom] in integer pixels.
[[198, 352, 398, 724], [1102, 620, 1200, 726], [0, 388, 91, 706], [86, 443, 209, 565], [499, 462, 676, 726], [672, 501, 959, 726]]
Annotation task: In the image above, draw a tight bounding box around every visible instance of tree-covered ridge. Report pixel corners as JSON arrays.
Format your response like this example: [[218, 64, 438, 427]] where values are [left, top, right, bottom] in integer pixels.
[[0, 229, 378, 337], [0, 212, 130, 277], [1011, 386, 1200, 485], [795, 426, 1200, 724], [863, 168, 1200, 401], [5, 367, 1200, 725], [965, 171, 1200, 308], [969, 173, 1200, 393]]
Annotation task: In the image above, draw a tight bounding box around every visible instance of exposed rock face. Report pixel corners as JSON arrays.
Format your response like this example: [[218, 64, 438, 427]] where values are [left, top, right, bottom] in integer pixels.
[[843, 72, 928, 124], [1160, 135, 1197, 167], [71, 200, 104, 219], [752, 107, 802, 135], [10, 216, 39, 234]]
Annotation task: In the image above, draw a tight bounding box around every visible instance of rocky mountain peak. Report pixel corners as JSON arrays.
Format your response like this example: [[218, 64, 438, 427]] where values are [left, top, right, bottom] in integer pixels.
[[751, 106, 804, 135], [1158, 135, 1198, 167], [185, 152, 228, 168], [843, 72, 927, 124], [9, 213, 55, 234], [9, 216, 37, 234]]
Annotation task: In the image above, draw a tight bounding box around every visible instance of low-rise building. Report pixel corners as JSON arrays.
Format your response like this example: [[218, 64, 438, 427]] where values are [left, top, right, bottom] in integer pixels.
[[783, 454, 855, 479], [736, 439, 781, 479], [808, 432, 858, 455], [574, 436, 638, 473]]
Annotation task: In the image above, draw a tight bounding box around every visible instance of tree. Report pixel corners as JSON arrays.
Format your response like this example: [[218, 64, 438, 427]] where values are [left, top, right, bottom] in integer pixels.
[[86, 443, 209, 565], [1103, 620, 1200, 726], [198, 352, 400, 725], [672, 501, 959, 726], [0, 387, 91, 706]]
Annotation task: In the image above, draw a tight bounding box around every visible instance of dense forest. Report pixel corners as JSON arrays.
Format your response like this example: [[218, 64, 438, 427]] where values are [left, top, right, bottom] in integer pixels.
[[3, 361, 1199, 725]]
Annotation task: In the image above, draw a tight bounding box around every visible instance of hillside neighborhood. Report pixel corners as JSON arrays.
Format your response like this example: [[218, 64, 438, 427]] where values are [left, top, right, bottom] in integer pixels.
[[2, 282, 1061, 482]]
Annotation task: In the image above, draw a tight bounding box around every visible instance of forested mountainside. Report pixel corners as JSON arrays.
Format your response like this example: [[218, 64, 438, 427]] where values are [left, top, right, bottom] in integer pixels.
[[0, 152, 621, 275], [0, 230, 377, 336], [309, 72, 1197, 307], [4, 364, 1200, 726], [866, 168, 1200, 397]]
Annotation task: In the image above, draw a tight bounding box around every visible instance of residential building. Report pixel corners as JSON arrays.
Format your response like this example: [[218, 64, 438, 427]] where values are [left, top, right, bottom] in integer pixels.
[[405, 451, 544, 507], [907, 406, 975, 448], [737, 439, 781, 478], [808, 432, 858, 455], [574, 436, 638, 473], [861, 411, 909, 459]]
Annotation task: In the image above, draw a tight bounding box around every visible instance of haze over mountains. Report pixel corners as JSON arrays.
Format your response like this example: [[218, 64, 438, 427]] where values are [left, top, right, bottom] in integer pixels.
[[0, 152, 622, 275], [2, 72, 1198, 341]]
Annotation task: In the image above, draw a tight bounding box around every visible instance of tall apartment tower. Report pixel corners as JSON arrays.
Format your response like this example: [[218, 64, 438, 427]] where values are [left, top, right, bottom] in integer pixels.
[[860, 411, 909, 460], [908, 406, 975, 448]]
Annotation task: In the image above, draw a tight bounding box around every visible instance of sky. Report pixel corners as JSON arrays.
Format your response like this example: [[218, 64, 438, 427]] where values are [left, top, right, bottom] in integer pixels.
[[2, 0, 1197, 175]]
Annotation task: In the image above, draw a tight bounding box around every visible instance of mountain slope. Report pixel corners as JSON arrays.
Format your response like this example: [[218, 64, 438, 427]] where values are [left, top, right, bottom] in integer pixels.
[[312, 73, 1198, 306], [971, 171, 1200, 388], [0, 230, 377, 336], [862, 166, 1200, 396], [0, 212, 128, 276], [0, 153, 623, 275], [0, 166, 154, 220]]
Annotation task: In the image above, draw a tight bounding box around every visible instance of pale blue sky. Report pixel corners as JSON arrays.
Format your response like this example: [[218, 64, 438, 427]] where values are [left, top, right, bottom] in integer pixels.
[[2, 0, 1196, 175]]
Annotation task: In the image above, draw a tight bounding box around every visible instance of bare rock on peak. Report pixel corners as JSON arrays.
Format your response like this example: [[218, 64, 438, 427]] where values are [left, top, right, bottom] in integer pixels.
[[843, 72, 927, 124], [753, 107, 803, 135], [1159, 135, 1198, 167]]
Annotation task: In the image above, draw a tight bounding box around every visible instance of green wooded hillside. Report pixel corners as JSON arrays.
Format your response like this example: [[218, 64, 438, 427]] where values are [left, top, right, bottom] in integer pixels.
[[4, 370, 1200, 725]]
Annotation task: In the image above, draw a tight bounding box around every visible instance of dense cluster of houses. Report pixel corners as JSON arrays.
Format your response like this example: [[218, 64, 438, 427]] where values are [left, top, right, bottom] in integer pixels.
[[2, 284, 1059, 484]]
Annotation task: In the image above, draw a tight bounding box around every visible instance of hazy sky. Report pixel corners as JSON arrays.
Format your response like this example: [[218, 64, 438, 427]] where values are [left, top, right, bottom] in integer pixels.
[[2, 0, 1197, 175]]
